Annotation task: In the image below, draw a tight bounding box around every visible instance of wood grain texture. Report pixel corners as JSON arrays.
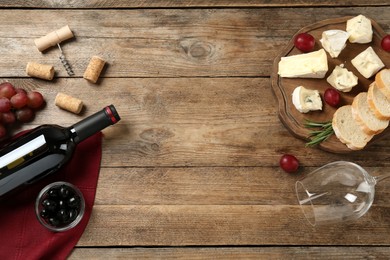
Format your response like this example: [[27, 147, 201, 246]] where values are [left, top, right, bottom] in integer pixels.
[[69, 247, 390, 259], [2, 3, 390, 258], [0, 9, 387, 77], [77, 205, 390, 246], [94, 167, 390, 206], [0, 0, 389, 8], [6, 77, 390, 168]]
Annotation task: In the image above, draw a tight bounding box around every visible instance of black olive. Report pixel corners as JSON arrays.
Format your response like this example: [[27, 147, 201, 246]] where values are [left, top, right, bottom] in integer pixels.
[[40, 209, 50, 219], [40, 184, 82, 228], [57, 209, 70, 223], [41, 199, 57, 212], [59, 185, 71, 199], [68, 208, 78, 222], [48, 217, 61, 227], [68, 195, 80, 209], [58, 200, 66, 209], [47, 187, 60, 199]]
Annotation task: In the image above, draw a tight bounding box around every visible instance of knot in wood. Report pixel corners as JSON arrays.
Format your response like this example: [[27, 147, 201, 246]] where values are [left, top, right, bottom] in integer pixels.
[[181, 40, 214, 60]]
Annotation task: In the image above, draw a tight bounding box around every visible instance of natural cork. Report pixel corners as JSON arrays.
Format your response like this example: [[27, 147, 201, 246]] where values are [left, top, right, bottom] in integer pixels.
[[55, 92, 84, 114], [26, 62, 55, 80], [83, 56, 106, 83], [34, 25, 74, 52]]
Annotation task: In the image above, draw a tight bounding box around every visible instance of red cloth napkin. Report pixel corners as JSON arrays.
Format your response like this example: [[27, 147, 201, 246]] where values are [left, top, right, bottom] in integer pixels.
[[0, 132, 102, 260]]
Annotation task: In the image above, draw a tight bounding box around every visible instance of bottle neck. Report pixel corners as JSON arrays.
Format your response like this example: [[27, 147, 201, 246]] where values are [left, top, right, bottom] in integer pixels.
[[70, 105, 120, 144]]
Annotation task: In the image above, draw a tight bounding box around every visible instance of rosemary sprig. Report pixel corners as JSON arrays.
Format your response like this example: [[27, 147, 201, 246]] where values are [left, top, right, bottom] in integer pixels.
[[304, 119, 334, 147]]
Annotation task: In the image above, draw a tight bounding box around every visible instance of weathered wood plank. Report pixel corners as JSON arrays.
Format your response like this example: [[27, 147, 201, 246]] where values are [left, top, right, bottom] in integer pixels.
[[77, 205, 390, 246], [0, 37, 283, 78], [0, 8, 387, 39], [0, 0, 389, 8], [4, 77, 390, 168], [0, 9, 387, 77], [95, 167, 390, 206], [69, 246, 390, 259]]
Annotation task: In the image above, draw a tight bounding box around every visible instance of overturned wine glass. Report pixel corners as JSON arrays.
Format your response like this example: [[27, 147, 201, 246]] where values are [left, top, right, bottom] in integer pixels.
[[295, 161, 389, 226]]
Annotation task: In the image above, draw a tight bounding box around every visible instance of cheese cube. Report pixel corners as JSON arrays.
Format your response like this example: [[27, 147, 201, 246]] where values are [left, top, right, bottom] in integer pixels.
[[351, 47, 385, 78], [326, 65, 358, 92], [278, 49, 328, 78], [320, 30, 350, 58], [346, 15, 373, 43], [292, 86, 322, 113]]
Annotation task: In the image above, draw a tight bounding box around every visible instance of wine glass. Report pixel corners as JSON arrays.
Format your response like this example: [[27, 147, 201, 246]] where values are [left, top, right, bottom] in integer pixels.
[[295, 161, 388, 226]]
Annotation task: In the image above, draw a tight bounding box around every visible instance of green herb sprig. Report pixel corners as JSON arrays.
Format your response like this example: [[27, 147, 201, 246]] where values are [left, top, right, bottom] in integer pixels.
[[304, 120, 334, 147]]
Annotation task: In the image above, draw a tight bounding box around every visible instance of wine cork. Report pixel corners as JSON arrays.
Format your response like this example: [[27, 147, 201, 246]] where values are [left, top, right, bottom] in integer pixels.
[[34, 25, 74, 52], [55, 92, 83, 114], [83, 56, 106, 83], [26, 62, 55, 80]]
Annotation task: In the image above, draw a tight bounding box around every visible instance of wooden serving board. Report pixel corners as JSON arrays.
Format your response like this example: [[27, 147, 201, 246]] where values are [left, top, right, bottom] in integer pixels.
[[271, 16, 390, 153]]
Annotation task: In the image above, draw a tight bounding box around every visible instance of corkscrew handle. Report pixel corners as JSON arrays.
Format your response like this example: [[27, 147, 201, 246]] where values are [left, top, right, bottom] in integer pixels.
[[71, 105, 121, 143]]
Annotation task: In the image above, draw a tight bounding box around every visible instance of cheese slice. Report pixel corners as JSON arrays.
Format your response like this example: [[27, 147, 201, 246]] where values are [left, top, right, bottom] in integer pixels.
[[292, 86, 322, 113], [326, 65, 358, 92], [351, 47, 385, 79], [346, 14, 373, 44], [320, 30, 350, 58], [278, 49, 328, 78]]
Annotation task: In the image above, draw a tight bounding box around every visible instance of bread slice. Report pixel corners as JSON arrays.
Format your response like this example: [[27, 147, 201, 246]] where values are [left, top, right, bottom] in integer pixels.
[[376, 69, 390, 99], [332, 105, 373, 150], [352, 92, 389, 135], [367, 82, 390, 120]]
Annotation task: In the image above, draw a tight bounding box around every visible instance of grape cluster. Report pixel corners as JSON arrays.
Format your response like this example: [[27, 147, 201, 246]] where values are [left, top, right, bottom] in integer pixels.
[[0, 82, 45, 138], [39, 184, 82, 228]]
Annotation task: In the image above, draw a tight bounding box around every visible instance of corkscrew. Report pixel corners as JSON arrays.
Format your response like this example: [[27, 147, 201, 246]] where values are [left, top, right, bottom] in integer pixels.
[[57, 43, 74, 76]]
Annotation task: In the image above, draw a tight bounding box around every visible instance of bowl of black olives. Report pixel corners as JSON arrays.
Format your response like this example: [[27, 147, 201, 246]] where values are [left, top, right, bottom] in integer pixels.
[[35, 182, 85, 232]]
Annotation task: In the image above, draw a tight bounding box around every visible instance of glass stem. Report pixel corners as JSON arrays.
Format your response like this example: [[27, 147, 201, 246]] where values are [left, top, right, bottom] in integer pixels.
[[374, 173, 390, 183]]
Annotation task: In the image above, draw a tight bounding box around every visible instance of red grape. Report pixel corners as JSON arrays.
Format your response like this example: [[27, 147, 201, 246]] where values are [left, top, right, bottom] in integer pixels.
[[15, 107, 35, 122], [10, 92, 28, 109], [27, 91, 45, 109], [2, 112, 16, 124], [381, 35, 390, 52], [294, 33, 315, 52], [15, 88, 27, 95], [0, 97, 11, 112], [324, 88, 340, 107], [280, 154, 299, 173], [0, 82, 45, 135], [0, 82, 16, 99], [0, 124, 6, 138]]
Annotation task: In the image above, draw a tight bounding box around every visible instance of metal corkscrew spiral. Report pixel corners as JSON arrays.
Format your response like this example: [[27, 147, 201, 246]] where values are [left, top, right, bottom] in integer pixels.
[[57, 43, 74, 76]]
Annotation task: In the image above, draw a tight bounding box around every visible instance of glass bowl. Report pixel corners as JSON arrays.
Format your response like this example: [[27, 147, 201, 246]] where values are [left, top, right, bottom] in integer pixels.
[[35, 181, 85, 232]]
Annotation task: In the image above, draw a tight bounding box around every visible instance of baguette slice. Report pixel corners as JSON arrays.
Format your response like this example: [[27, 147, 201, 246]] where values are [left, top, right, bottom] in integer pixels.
[[367, 82, 390, 120], [376, 69, 390, 99], [332, 105, 373, 150], [352, 92, 389, 135]]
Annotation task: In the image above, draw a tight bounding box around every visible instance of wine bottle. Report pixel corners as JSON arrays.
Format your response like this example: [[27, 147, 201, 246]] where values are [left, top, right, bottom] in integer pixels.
[[0, 105, 120, 197]]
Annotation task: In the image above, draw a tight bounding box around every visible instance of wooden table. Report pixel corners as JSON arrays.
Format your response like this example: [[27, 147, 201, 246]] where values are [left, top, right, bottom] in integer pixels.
[[2, 1, 390, 259]]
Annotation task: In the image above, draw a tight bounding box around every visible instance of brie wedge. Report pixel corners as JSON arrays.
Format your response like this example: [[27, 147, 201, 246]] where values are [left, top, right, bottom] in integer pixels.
[[278, 49, 328, 78], [320, 30, 350, 58], [351, 47, 385, 78], [292, 86, 322, 113], [346, 14, 373, 44], [326, 65, 358, 92]]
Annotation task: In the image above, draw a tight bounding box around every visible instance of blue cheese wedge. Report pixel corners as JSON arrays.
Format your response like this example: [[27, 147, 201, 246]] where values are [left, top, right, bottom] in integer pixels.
[[351, 47, 385, 78], [278, 49, 328, 78], [346, 15, 373, 44], [292, 86, 322, 113], [320, 30, 350, 58], [326, 65, 358, 92]]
